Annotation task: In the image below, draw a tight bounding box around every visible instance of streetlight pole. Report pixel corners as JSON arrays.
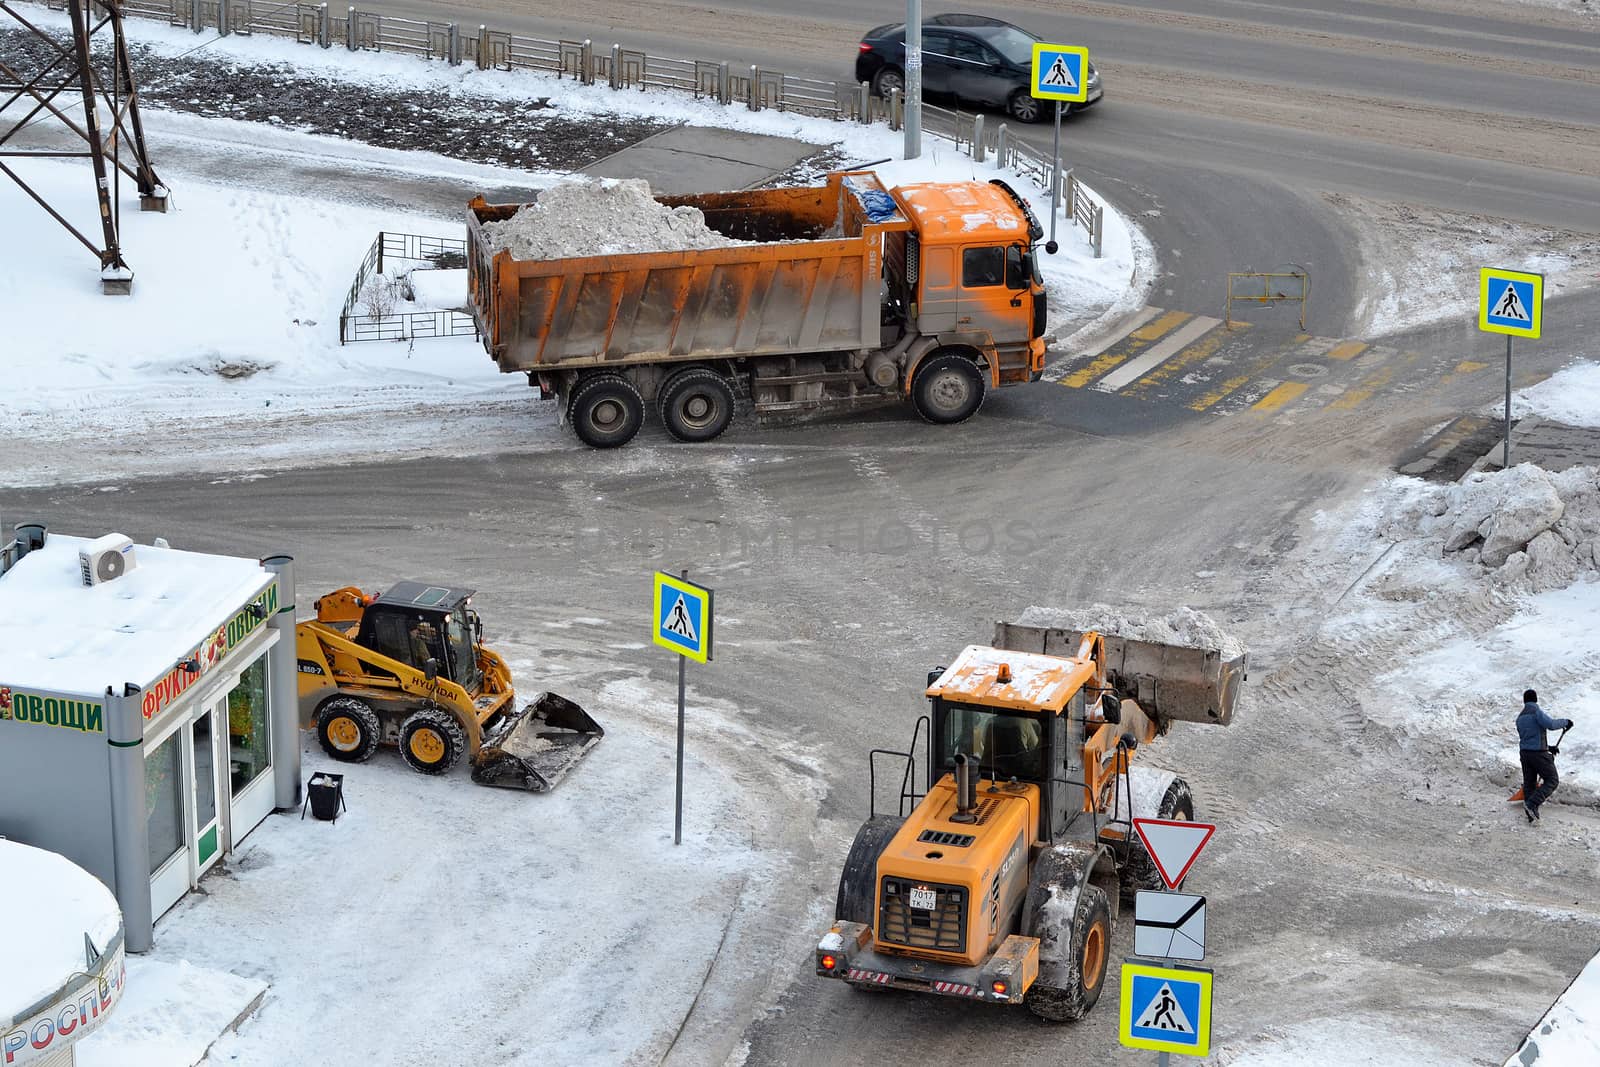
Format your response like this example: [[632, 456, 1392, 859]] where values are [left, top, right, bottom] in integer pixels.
[[905, 0, 922, 158]]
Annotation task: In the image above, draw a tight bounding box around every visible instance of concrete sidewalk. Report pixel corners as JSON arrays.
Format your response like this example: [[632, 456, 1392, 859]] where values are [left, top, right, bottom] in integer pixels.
[[583, 125, 823, 192]]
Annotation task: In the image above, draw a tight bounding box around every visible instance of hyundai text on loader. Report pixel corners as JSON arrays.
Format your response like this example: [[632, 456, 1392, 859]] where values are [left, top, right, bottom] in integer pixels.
[[816, 614, 1245, 1021], [295, 581, 603, 791]]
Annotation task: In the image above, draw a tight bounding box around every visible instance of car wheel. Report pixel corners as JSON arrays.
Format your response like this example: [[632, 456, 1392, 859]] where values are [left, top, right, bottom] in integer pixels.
[[658, 368, 735, 443], [1008, 90, 1045, 124], [871, 66, 905, 99], [911, 352, 986, 425], [568, 373, 644, 449]]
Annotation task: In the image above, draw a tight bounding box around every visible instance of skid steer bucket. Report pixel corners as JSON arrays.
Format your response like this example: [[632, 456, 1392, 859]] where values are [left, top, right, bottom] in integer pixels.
[[994, 614, 1247, 727], [470, 692, 605, 792]]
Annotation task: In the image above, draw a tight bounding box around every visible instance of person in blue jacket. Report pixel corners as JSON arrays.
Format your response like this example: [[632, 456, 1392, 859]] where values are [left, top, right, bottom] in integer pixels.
[[1518, 689, 1573, 823]]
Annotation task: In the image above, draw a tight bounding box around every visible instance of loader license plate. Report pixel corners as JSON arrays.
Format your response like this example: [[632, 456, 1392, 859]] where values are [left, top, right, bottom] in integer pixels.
[[909, 887, 937, 911]]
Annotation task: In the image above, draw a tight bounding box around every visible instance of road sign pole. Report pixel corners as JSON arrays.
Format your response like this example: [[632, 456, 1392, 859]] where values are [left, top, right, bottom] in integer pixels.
[[674, 643, 686, 845], [1503, 335, 1513, 468], [904, 0, 921, 159], [1049, 100, 1062, 247]]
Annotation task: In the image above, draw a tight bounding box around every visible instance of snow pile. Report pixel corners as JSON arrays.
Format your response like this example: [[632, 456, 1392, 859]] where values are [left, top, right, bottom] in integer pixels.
[[1504, 947, 1600, 1067], [77, 958, 265, 1067], [1514, 361, 1600, 429], [479, 179, 744, 259], [1383, 463, 1600, 591], [1015, 604, 1247, 658]]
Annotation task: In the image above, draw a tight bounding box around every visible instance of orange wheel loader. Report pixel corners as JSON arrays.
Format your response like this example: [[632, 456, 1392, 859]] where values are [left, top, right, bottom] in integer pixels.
[[815, 613, 1246, 1021]]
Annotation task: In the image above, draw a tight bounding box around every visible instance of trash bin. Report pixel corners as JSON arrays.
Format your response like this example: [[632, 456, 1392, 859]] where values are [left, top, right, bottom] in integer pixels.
[[302, 772, 346, 822]]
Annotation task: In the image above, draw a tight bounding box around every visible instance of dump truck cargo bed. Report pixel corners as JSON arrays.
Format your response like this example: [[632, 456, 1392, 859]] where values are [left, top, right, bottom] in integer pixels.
[[467, 172, 912, 374], [993, 607, 1247, 726]]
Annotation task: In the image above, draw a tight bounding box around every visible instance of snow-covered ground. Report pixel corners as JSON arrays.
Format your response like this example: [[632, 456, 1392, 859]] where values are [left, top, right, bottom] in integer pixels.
[[1505, 948, 1600, 1066], [1515, 361, 1600, 429], [78, 958, 266, 1067], [0, 6, 1145, 489]]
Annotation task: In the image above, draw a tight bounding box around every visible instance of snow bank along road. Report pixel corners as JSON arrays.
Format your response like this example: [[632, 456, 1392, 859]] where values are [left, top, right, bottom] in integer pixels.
[[15, 335, 1600, 1066]]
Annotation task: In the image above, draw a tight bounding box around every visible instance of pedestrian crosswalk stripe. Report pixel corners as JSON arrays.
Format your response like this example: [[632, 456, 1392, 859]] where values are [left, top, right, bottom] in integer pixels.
[[1096, 315, 1221, 393], [1059, 310, 1191, 389], [1454, 360, 1489, 373], [1329, 365, 1394, 410], [1186, 338, 1301, 412], [1251, 381, 1309, 413], [1326, 340, 1368, 361], [1122, 320, 1243, 398]]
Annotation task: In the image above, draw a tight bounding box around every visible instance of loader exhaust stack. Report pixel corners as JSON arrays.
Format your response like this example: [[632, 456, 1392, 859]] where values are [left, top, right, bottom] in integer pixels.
[[952, 753, 977, 823]]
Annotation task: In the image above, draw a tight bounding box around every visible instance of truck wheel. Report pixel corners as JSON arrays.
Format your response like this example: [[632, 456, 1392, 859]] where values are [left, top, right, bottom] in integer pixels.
[[398, 707, 467, 774], [1024, 883, 1111, 1022], [911, 352, 985, 424], [1125, 778, 1195, 894], [568, 373, 644, 448], [659, 368, 735, 443], [317, 697, 381, 763], [836, 814, 904, 925]]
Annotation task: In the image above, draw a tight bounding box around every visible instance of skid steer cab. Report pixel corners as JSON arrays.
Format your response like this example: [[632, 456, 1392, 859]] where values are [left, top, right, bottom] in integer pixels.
[[816, 617, 1244, 1023], [295, 581, 604, 792]]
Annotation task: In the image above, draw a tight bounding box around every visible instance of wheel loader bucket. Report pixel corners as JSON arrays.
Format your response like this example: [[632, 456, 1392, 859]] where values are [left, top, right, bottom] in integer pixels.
[[994, 616, 1247, 727], [470, 692, 604, 792]]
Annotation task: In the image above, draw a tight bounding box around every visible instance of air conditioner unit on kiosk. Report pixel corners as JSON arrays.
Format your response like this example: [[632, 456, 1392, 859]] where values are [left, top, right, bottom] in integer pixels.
[[80, 533, 138, 586]]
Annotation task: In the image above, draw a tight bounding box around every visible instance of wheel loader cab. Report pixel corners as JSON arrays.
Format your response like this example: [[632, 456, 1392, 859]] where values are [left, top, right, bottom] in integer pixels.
[[355, 582, 481, 691]]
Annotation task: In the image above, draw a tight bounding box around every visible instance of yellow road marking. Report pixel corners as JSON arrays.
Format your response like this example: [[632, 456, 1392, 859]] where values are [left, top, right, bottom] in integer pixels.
[[1330, 367, 1394, 410], [1454, 360, 1489, 373], [1061, 350, 1133, 389], [1131, 309, 1192, 341], [1327, 341, 1369, 361], [1252, 381, 1310, 413], [1188, 336, 1314, 412]]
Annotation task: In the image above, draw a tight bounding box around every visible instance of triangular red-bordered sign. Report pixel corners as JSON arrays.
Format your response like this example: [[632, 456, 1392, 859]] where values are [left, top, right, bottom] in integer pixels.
[[1133, 818, 1216, 890]]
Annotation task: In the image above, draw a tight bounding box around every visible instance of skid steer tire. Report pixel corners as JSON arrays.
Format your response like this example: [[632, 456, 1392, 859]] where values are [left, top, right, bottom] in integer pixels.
[[1024, 882, 1112, 1023], [398, 707, 467, 775], [569, 373, 644, 448], [835, 814, 904, 925], [1124, 777, 1195, 894], [659, 368, 735, 443], [317, 697, 381, 764]]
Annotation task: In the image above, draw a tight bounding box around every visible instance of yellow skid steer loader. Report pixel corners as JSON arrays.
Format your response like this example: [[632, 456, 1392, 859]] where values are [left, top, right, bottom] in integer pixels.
[[295, 581, 603, 791]]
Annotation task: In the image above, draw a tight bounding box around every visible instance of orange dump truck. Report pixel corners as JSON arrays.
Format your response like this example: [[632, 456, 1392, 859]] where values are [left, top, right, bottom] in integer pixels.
[[466, 171, 1049, 447]]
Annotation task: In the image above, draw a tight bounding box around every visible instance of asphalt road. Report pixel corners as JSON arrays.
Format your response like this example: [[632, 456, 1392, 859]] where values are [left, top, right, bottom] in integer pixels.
[[10, 317, 1600, 1065], [365, 0, 1600, 334]]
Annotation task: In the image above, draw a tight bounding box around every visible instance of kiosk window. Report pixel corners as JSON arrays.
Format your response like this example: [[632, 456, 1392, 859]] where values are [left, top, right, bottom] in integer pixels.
[[228, 656, 271, 796], [962, 246, 1005, 288]]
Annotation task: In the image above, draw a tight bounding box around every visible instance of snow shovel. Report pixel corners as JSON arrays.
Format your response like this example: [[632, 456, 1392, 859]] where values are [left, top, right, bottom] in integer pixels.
[[1507, 725, 1570, 803], [470, 691, 604, 792]]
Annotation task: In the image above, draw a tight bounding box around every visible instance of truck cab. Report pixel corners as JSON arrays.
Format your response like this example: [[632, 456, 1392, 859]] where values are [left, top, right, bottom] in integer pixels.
[[891, 180, 1049, 388]]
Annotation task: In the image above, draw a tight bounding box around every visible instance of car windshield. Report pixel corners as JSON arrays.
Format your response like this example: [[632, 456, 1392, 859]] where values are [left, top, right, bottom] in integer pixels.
[[446, 605, 478, 689], [939, 702, 1045, 781], [983, 25, 1039, 64]]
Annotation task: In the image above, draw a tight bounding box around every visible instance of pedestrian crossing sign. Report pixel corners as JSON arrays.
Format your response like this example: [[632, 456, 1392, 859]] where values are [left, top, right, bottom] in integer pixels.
[[1120, 959, 1213, 1057], [1479, 267, 1542, 339], [653, 572, 713, 662], [1030, 43, 1089, 103]]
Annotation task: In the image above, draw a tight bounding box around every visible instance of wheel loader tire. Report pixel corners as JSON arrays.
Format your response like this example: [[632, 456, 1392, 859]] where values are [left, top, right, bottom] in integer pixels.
[[911, 351, 985, 425], [835, 814, 904, 925], [1024, 882, 1111, 1023], [317, 697, 381, 763], [659, 368, 735, 443], [398, 707, 467, 775], [1124, 777, 1195, 894], [568, 373, 644, 448]]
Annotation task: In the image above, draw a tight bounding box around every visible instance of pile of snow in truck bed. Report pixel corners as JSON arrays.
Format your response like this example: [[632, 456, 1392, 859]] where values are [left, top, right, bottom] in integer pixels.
[[1014, 604, 1247, 658], [479, 179, 745, 259]]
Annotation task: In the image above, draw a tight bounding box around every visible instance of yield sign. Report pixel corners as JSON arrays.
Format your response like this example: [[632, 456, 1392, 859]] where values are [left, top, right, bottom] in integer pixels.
[[1133, 818, 1216, 890]]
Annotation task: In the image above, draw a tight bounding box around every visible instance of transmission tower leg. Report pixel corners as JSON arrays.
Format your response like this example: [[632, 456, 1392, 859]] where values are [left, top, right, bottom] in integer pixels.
[[107, 2, 167, 212], [66, 0, 132, 291]]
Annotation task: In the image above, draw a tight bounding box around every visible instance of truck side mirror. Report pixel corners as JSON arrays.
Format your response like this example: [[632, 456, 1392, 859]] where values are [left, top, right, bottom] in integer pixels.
[[424, 658, 439, 681], [1099, 692, 1122, 724]]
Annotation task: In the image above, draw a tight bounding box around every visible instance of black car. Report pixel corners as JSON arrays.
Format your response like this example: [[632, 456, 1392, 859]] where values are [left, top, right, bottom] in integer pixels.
[[855, 13, 1102, 123]]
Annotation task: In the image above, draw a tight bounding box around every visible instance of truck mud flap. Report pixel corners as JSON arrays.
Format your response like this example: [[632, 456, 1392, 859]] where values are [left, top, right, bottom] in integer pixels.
[[470, 691, 604, 792]]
